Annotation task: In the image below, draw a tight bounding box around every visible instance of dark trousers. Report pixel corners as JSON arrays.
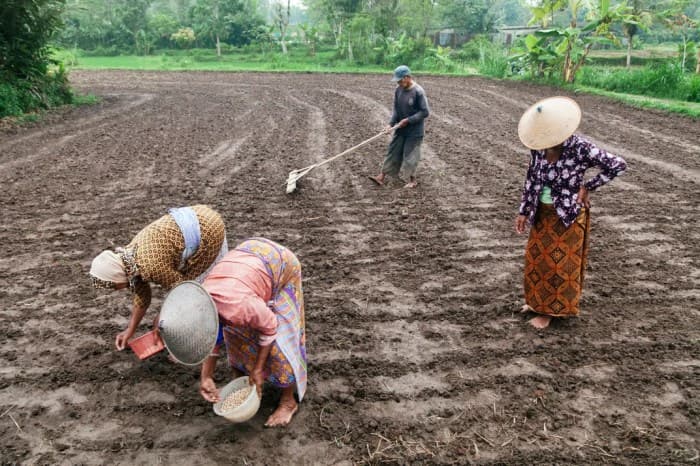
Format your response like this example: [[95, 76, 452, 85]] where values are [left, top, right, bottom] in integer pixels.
[[381, 134, 423, 178]]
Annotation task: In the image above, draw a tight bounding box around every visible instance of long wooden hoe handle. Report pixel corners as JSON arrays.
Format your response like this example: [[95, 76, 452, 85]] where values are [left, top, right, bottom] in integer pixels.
[[309, 125, 399, 172]]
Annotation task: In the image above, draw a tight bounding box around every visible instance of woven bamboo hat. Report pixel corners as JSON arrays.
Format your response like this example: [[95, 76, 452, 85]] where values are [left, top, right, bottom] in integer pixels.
[[518, 96, 581, 150], [158, 281, 219, 366]]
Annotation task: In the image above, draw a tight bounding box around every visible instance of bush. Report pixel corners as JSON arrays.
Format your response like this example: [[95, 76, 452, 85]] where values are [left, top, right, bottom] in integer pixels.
[[683, 41, 697, 73], [380, 35, 433, 68], [577, 63, 699, 102], [680, 74, 700, 102], [422, 46, 459, 73], [81, 45, 121, 57], [0, 83, 23, 117], [456, 36, 509, 78], [0, 65, 73, 118]]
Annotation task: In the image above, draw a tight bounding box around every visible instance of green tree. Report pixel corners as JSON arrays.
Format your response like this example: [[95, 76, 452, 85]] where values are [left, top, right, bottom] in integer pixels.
[[1, 0, 65, 80], [299, 23, 320, 55], [526, 0, 627, 82], [171, 26, 196, 48], [272, 0, 291, 54], [116, 0, 152, 53], [437, 0, 498, 35], [304, 0, 363, 51], [59, 0, 120, 51], [399, 0, 436, 40], [621, 0, 653, 68], [149, 12, 181, 49], [192, 0, 229, 56], [660, 0, 698, 71], [0, 0, 72, 116]]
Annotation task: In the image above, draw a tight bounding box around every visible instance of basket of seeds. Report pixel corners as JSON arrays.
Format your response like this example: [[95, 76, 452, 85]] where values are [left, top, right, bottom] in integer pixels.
[[213, 376, 261, 423]]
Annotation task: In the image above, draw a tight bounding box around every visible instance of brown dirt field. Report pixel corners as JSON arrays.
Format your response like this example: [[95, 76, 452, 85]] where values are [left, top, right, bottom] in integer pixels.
[[0, 70, 698, 465]]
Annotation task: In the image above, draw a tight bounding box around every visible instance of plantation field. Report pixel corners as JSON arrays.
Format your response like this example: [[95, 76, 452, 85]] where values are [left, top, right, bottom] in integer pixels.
[[0, 70, 698, 464]]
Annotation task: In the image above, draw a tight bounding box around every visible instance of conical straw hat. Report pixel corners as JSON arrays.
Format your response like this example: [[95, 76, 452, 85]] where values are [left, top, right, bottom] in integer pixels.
[[518, 96, 581, 150], [158, 281, 219, 366]]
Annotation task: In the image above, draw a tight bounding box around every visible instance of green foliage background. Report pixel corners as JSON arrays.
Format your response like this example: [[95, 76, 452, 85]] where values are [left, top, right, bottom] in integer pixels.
[[1, 0, 699, 119], [1, 0, 74, 118]]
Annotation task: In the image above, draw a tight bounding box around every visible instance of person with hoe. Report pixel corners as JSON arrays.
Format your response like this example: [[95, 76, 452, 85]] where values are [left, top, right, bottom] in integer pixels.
[[158, 238, 307, 427], [515, 97, 627, 329], [369, 65, 430, 189], [89, 205, 228, 350]]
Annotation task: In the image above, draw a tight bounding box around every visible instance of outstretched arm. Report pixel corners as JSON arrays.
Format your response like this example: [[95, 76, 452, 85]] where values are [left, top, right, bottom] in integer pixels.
[[115, 300, 147, 351], [250, 343, 272, 399]]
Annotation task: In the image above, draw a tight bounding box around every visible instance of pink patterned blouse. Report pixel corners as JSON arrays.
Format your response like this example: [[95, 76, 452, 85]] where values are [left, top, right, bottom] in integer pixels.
[[202, 251, 278, 346]]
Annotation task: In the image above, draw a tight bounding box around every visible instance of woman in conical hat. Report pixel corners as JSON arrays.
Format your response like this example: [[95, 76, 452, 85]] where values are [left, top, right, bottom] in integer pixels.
[[89, 205, 228, 350], [515, 97, 627, 329]]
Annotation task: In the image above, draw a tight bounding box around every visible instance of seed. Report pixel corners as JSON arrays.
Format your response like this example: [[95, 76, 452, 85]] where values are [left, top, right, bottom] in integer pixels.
[[220, 386, 253, 411]]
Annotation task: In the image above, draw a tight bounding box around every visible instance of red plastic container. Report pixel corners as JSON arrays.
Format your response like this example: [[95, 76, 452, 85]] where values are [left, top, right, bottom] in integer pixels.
[[128, 330, 165, 360]]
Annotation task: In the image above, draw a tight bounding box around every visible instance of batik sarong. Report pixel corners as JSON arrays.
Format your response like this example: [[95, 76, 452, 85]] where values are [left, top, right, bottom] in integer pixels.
[[223, 238, 307, 400], [524, 204, 590, 317]]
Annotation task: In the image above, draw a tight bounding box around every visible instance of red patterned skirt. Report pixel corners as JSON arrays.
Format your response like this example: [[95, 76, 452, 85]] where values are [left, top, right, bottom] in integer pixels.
[[524, 204, 590, 317]]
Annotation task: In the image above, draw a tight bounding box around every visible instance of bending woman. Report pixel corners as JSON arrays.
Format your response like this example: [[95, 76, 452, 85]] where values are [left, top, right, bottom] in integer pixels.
[[163, 238, 307, 427], [515, 97, 627, 329], [89, 205, 228, 349]]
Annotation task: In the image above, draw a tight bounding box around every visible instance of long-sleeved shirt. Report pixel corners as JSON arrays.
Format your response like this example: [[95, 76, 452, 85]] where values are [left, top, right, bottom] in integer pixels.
[[389, 82, 430, 138], [518, 134, 627, 227], [129, 205, 226, 309]]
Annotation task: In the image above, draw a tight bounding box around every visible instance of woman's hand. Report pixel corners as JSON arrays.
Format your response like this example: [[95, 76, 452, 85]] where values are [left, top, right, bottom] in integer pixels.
[[249, 368, 264, 399], [200, 377, 220, 402], [515, 215, 528, 235], [116, 304, 147, 351], [115, 328, 135, 351], [576, 186, 590, 208]]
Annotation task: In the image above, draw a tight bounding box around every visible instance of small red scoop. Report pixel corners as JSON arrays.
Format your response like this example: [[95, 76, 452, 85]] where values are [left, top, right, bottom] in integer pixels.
[[128, 330, 165, 360]]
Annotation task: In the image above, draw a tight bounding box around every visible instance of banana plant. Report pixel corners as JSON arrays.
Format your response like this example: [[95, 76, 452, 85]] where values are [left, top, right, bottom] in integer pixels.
[[518, 0, 627, 82]]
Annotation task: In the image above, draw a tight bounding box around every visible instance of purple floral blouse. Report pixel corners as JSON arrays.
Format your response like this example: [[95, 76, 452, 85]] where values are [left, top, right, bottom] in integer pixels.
[[518, 134, 627, 227]]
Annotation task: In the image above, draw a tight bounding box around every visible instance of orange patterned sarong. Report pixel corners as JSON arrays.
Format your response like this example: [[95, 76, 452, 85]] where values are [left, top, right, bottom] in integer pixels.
[[524, 205, 590, 317]]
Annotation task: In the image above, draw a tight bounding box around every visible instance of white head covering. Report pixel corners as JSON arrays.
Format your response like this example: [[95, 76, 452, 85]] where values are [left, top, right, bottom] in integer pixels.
[[90, 250, 128, 284], [518, 96, 581, 150]]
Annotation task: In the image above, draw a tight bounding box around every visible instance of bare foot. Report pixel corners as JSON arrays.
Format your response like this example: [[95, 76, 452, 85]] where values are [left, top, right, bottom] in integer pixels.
[[404, 180, 418, 189], [529, 315, 552, 329], [264, 399, 298, 427], [520, 304, 535, 313], [368, 175, 385, 186]]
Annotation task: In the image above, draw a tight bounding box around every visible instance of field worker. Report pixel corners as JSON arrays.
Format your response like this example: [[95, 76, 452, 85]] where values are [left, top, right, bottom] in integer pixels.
[[89, 205, 228, 350], [369, 65, 430, 189], [159, 238, 307, 427], [515, 97, 627, 329]]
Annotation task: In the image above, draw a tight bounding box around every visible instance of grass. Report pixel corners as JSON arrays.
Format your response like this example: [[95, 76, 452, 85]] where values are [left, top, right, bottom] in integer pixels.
[[573, 85, 700, 118], [588, 43, 678, 59], [70, 52, 390, 74], [0, 92, 100, 126], [55, 46, 700, 119], [65, 46, 478, 76]]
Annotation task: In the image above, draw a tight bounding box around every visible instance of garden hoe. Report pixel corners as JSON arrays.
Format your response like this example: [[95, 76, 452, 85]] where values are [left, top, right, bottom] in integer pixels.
[[286, 125, 398, 194]]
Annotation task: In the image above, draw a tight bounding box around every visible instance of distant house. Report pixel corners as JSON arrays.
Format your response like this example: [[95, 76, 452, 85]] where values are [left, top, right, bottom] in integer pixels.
[[497, 26, 540, 46], [432, 28, 471, 48], [432, 26, 539, 48]]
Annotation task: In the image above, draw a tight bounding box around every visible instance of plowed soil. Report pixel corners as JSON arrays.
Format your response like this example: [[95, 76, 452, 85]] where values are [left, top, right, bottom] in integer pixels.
[[1, 70, 698, 465]]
